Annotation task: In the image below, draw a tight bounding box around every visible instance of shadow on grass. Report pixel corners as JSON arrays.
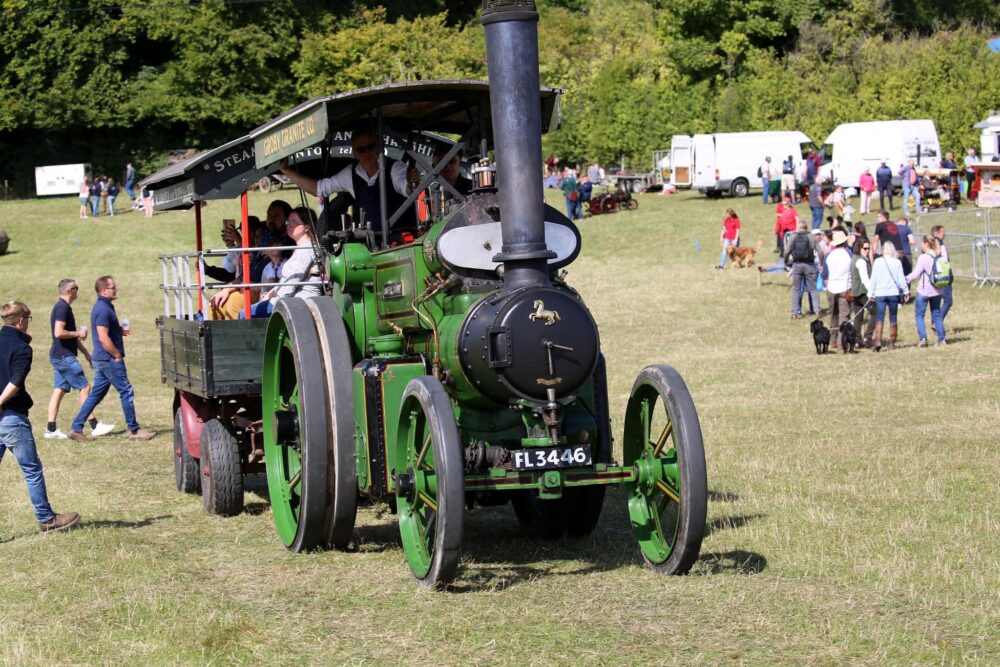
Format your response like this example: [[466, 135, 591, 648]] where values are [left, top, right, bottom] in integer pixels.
[[708, 489, 741, 502], [85, 514, 173, 530], [705, 513, 765, 536], [697, 549, 767, 575]]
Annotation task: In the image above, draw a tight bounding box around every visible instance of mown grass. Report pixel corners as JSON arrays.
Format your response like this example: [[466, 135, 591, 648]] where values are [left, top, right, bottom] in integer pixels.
[[0, 188, 997, 665]]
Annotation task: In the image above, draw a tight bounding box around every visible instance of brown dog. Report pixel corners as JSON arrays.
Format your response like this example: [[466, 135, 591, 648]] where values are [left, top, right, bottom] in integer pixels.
[[727, 238, 764, 268]]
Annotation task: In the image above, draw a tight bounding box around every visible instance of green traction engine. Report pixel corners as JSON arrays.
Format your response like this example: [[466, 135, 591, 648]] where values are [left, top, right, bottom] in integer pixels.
[[260, 0, 708, 587]]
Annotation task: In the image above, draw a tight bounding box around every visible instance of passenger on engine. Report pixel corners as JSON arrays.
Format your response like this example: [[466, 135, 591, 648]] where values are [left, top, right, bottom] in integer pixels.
[[278, 122, 417, 243], [408, 145, 473, 198]]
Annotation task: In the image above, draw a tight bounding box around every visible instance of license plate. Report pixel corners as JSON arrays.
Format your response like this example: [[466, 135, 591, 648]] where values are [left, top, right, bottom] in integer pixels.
[[511, 445, 592, 471]]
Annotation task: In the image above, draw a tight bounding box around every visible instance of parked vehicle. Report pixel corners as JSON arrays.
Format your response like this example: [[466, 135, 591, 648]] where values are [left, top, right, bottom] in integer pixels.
[[34, 163, 90, 197], [818, 119, 941, 187], [670, 131, 815, 198], [974, 112, 1000, 163], [588, 185, 638, 215]]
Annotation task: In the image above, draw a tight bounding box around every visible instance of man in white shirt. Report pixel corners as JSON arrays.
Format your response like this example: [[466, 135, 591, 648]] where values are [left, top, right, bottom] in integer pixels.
[[825, 229, 853, 350], [278, 123, 415, 242]]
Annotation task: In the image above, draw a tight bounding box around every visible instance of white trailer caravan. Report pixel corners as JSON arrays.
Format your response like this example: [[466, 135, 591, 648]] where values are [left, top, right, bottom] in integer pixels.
[[974, 113, 1000, 162], [670, 131, 815, 198], [817, 120, 940, 187], [34, 163, 90, 197]]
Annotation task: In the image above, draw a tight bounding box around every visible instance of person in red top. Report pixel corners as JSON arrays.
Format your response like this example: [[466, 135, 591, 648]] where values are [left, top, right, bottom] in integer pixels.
[[776, 198, 799, 257], [716, 208, 741, 269], [858, 167, 876, 214]]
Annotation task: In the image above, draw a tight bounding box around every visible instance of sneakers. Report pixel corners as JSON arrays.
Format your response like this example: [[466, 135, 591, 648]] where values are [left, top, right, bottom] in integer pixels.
[[936, 339, 947, 347], [39, 512, 81, 533], [67, 431, 91, 442], [44, 429, 69, 440], [90, 421, 115, 437], [917, 339, 928, 348], [128, 428, 156, 441]]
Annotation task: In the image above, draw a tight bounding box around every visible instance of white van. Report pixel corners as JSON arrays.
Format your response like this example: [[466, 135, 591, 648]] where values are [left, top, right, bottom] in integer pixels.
[[34, 163, 91, 197], [974, 113, 1000, 162], [818, 120, 940, 187], [670, 131, 815, 198]]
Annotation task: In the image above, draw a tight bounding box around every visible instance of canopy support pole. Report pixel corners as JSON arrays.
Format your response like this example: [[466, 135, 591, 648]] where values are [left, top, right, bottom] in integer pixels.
[[241, 192, 252, 320], [195, 201, 204, 316]]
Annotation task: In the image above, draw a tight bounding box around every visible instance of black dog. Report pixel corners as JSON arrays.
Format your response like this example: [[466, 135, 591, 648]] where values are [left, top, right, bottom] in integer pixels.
[[839, 320, 858, 354], [810, 319, 830, 355]]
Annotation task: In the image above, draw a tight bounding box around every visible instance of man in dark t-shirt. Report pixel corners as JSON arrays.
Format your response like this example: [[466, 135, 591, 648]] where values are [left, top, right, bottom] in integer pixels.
[[872, 210, 903, 257], [46, 279, 113, 439], [68, 275, 154, 441]]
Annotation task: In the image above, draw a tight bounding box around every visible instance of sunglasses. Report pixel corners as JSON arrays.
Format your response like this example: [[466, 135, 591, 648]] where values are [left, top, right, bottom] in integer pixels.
[[353, 142, 377, 154]]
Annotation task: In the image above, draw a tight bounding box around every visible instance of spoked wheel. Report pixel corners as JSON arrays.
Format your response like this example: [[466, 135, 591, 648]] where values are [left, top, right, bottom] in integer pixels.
[[173, 406, 200, 494], [627, 199, 639, 210], [601, 198, 616, 214], [394, 376, 464, 588], [303, 297, 358, 549], [623, 365, 707, 575], [201, 418, 244, 516], [262, 298, 329, 552]]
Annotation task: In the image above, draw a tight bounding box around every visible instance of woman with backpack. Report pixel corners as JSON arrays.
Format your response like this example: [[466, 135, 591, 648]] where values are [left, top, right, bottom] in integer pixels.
[[868, 241, 910, 351], [904, 236, 947, 347]]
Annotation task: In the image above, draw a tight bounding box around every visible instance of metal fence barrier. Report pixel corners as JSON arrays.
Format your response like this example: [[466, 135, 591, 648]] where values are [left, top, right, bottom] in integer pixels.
[[914, 208, 998, 287]]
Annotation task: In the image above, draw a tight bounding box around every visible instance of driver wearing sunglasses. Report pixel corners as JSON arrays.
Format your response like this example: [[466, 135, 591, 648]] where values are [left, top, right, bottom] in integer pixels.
[[278, 121, 416, 240]]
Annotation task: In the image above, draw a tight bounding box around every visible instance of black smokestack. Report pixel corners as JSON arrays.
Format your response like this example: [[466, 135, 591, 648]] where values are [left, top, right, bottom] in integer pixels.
[[482, 0, 554, 291]]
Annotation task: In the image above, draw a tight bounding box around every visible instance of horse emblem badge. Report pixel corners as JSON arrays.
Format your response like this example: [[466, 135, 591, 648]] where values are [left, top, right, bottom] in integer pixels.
[[528, 300, 560, 326]]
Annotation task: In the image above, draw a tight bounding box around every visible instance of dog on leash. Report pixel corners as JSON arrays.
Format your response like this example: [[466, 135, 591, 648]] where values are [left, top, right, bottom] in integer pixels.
[[810, 319, 830, 354], [726, 238, 764, 269], [839, 320, 858, 354]]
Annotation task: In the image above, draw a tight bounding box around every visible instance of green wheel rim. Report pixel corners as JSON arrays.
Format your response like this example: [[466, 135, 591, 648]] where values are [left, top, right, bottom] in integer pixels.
[[262, 317, 304, 547], [623, 365, 707, 574], [396, 399, 439, 578], [625, 385, 682, 564]]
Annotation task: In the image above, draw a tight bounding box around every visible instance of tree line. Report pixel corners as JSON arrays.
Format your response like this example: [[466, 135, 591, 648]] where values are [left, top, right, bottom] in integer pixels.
[[1, 0, 998, 195]]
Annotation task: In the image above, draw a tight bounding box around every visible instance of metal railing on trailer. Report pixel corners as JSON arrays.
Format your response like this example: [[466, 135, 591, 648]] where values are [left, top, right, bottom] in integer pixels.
[[158, 245, 328, 319]]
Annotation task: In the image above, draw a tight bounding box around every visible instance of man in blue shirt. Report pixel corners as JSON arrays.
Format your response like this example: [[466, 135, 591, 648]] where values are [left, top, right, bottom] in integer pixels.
[[68, 276, 155, 441], [0, 301, 80, 532], [45, 278, 114, 440]]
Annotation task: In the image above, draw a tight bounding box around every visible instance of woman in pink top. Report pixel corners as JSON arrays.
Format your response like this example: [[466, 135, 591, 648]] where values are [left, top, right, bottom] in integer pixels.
[[858, 168, 876, 214], [715, 208, 741, 269], [905, 236, 946, 346]]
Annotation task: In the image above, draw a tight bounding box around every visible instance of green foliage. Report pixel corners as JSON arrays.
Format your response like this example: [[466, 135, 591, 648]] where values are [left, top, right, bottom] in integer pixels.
[[292, 8, 484, 98]]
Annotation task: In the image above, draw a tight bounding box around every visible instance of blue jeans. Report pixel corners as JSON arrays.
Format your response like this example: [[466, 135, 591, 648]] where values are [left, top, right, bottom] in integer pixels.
[[761, 178, 770, 204], [875, 295, 900, 325], [0, 413, 55, 523], [790, 262, 819, 315], [90, 195, 100, 216], [914, 294, 945, 342], [719, 239, 736, 267], [125, 179, 136, 199], [108, 195, 117, 216], [902, 183, 920, 214], [72, 359, 139, 433], [939, 284, 953, 320], [245, 299, 274, 319], [810, 206, 823, 229]]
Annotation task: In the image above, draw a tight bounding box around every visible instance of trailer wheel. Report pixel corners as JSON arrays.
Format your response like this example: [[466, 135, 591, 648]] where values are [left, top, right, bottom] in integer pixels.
[[173, 407, 200, 494], [395, 376, 464, 589], [633, 181, 645, 194], [730, 178, 749, 198], [262, 298, 330, 552], [623, 365, 707, 575], [304, 297, 358, 549], [201, 418, 244, 516]]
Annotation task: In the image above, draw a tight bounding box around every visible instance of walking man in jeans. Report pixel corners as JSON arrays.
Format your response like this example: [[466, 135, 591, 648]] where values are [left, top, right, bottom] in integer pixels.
[[68, 276, 155, 442], [0, 301, 81, 533], [787, 220, 820, 318]]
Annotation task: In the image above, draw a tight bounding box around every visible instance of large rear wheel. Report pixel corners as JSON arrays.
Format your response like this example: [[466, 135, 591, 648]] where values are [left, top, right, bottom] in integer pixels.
[[623, 365, 707, 574], [394, 376, 464, 588], [262, 298, 329, 552], [303, 297, 358, 549]]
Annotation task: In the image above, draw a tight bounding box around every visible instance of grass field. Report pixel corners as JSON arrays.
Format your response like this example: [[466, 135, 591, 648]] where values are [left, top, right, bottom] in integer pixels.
[[1, 188, 997, 665]]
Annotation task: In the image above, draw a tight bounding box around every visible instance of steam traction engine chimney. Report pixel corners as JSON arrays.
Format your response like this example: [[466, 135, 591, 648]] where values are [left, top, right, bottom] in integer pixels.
[[481, 0, 555, 292]]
